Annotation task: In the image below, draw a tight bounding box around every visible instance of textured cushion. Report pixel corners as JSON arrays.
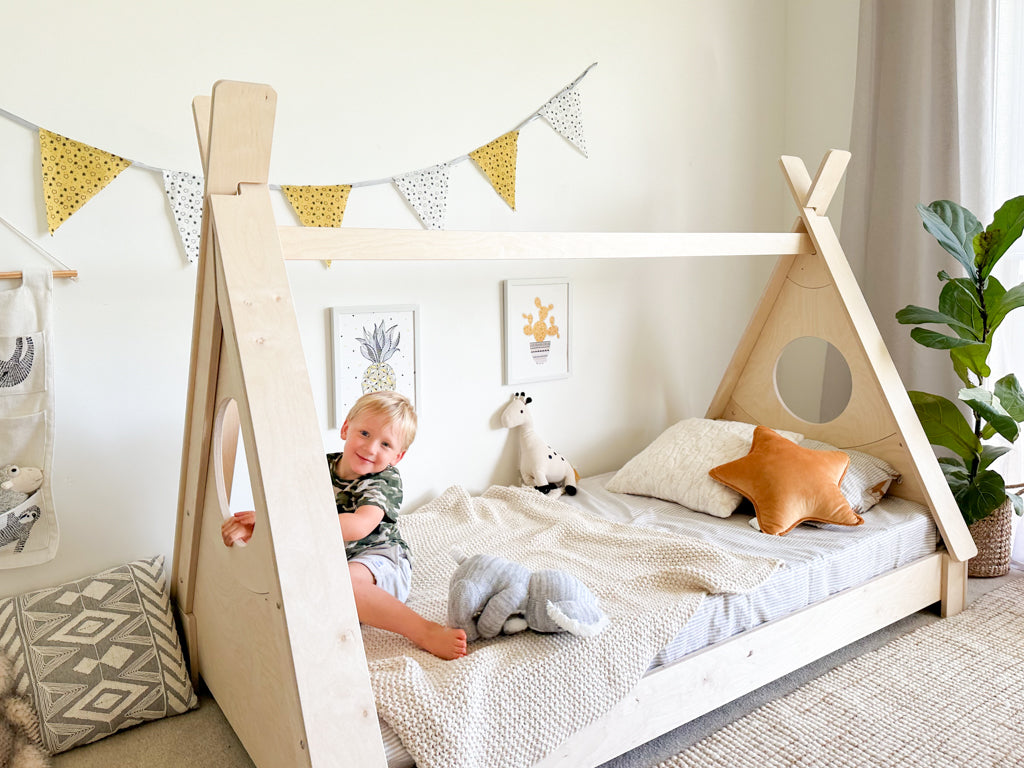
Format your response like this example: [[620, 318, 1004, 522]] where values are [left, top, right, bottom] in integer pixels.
[[0, 555, 198, 754], [606, 418, 804, 517], [799, 438, 900, 513], [709, 426, 864, 535]]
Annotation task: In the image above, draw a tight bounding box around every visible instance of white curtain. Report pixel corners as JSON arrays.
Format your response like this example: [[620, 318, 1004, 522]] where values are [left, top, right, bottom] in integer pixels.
[[991, 3, 1024, 565], [841, 0, 995, 398], [842, 0, 1024, 566]]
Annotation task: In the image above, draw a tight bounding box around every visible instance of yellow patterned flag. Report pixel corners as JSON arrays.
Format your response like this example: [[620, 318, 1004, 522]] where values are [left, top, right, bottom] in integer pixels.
[[39, 129, 132, 234], [469, 131, 519, 210], [281, 184, 352, 227]]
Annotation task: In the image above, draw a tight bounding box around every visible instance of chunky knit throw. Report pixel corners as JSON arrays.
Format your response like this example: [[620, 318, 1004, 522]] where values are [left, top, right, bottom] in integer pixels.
[[364, 485, 782, 768]]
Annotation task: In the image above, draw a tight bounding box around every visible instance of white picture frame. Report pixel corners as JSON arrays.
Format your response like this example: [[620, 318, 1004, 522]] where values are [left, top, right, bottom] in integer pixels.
[[330, 304, 419, 428], [503, 278, 571, 385]]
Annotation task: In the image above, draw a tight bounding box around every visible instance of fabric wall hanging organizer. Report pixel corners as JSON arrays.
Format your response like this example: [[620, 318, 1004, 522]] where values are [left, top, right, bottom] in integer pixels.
[[0, 269, 58, 567]]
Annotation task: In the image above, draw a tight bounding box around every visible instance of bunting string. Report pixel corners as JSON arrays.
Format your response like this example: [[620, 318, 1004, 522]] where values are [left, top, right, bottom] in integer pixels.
[[0, 63, 596, 264], [0, 213, 76, 274]]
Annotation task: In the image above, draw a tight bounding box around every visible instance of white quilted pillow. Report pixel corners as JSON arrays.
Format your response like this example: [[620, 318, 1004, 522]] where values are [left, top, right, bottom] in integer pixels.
[[605, 418, 804, 517]]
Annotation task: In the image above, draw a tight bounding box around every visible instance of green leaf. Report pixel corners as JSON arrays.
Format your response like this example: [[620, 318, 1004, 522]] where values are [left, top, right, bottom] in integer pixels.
[[938, 272, 984, 311], [979, 444, 1012, 471], [1011, 493, 1024, 516], [978, 195, 1024, 279], [909, 390, 981, 463], [895, 305, 978, 338], [938, 279, 985, 340], [953, 469, 1006, 525], [918, 201, 982, 277], [952, 352, 974, 386], [949, 342, 991, 380], [994, 374, 1024, 423], [938, 458, 970, 487], [988, 280, 1024, 333], [959, 386, 1020, 442], [910, 328, 976, 349]]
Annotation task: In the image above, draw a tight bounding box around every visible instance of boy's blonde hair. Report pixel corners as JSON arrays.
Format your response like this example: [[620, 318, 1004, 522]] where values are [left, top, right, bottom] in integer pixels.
[[346, 391, 418, 450]]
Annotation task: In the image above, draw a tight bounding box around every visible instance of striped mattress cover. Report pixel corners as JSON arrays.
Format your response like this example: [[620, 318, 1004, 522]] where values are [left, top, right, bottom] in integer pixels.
[[379, 473, 938, 766]]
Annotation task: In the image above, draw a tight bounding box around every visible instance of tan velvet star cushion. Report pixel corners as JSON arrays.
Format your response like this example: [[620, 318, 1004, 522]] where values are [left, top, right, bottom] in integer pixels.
[[708, 426, 864, 535]]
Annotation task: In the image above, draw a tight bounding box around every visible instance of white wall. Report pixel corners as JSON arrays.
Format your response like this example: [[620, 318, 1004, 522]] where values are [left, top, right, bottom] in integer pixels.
[[0, 0, 858, 597]]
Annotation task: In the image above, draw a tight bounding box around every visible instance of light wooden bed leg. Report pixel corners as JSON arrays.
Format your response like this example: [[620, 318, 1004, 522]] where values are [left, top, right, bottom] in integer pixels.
[[940, 553, 967, 617], [175, 607, 200, 688]]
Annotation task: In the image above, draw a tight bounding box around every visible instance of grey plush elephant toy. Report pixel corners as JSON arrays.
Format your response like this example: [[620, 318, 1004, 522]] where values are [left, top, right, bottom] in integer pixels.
[[448, 550, 609, 642]]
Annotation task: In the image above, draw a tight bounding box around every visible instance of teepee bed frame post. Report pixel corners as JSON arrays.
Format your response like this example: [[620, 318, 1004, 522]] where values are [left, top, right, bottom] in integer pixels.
[[171, 80, 974, 768]]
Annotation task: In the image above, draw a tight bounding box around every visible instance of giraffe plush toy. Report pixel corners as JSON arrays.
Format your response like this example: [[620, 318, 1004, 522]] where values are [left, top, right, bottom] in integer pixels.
[[500, 392, 579, 496]]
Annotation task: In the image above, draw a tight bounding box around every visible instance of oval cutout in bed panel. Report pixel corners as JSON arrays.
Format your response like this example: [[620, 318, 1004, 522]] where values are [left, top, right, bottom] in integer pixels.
[[212, 396, 270, 595], [774, 336, 852, 424]]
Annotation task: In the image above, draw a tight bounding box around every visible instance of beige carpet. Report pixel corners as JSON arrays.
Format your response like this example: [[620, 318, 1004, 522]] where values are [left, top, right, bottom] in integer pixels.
[[657, 576, 1024, 768]]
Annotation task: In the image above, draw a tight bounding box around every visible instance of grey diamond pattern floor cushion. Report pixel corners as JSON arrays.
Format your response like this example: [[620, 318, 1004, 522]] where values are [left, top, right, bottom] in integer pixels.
[[0, 555, 198, 754]]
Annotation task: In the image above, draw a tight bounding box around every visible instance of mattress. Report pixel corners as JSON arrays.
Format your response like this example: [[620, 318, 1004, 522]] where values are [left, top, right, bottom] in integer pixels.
[[569, 473, 938, 665], [379, 475, 938, 767]]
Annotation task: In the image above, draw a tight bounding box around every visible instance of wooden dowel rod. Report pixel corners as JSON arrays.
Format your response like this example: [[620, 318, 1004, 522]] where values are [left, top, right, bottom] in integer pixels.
[[0, 270, 78, 280]]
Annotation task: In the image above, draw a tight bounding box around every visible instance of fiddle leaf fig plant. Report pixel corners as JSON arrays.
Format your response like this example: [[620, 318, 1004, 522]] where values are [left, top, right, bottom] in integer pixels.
[[896, 196, 1024, 525]]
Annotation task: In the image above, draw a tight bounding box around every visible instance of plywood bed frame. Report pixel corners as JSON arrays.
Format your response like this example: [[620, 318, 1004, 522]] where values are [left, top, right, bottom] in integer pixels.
[[171, 80, 977, 768]]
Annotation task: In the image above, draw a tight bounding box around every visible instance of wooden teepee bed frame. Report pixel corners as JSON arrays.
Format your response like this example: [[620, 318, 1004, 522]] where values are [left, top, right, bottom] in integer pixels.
[[171, 80, 976, 768]]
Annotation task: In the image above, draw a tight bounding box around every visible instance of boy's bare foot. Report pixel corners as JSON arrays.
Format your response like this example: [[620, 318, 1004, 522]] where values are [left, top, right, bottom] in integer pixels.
[[416, 622, 468, 660]]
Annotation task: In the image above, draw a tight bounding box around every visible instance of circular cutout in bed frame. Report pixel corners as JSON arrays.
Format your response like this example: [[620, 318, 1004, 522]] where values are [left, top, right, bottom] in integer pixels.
[[774, 336, 852, 423]]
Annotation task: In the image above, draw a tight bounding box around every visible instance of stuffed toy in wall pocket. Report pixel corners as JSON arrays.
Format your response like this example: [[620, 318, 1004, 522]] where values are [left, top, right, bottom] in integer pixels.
[[0, 464, 44, 554]]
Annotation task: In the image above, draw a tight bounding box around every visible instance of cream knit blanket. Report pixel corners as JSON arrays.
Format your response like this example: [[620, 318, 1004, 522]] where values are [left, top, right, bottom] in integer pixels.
[[364, 485, 782, 768]]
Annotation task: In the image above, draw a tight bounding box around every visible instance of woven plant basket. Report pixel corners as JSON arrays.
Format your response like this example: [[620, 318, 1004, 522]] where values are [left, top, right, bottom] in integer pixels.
[[967, 498, 1014, 578]]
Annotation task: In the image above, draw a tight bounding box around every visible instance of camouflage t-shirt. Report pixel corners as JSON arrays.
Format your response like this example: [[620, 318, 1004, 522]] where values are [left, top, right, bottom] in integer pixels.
[[326, 452, 409, 560]]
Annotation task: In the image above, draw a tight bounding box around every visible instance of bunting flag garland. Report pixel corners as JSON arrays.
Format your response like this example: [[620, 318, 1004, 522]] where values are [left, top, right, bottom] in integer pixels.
[[38, 128, 132, 234], [162, 170, 203, 263], [1, 63, 596, 256], [538, 88, 588, 157], [281, 184, 352, 227], [469, 131, 519, 210], [392, 163, 451, 229]]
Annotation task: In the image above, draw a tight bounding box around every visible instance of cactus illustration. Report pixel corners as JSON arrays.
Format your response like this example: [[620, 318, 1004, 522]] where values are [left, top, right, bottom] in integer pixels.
[[522, 297, 560, 364]]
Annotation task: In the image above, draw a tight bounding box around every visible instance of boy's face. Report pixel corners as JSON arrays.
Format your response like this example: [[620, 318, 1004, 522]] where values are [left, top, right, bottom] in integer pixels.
[[336, 411, 406, 479]]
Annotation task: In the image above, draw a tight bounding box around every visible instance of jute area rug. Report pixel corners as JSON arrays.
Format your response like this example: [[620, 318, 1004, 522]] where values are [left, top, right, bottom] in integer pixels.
[[657, 577, 1024, 768]]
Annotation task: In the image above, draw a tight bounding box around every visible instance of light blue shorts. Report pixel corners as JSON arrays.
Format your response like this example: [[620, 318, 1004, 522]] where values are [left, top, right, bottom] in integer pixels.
[[350, 544, 412, 603]]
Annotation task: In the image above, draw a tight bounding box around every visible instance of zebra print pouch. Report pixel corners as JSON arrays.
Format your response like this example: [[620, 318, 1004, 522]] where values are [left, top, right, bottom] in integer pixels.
[[0, 269, 57, 568]]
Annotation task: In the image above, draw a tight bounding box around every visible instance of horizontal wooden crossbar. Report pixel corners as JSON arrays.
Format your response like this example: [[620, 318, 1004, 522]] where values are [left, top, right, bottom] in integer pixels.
[[277, 227, 814, 261]]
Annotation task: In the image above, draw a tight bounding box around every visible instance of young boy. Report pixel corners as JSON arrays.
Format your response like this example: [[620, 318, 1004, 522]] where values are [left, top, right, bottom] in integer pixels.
[[221, 391, 467, 660]]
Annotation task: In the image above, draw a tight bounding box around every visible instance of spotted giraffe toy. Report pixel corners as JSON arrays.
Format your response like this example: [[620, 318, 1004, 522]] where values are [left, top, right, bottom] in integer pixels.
[[500, 392, 579, 496]]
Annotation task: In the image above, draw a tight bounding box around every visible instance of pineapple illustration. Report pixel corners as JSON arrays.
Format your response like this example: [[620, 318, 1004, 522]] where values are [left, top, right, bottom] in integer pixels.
[[357, 321, 400, 393]]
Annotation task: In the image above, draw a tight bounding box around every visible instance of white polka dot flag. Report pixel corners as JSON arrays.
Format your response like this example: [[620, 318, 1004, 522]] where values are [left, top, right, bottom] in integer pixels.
[[393, 163, 451, 229], [538, 87, 588, 157], [162, 170, 204, 263]]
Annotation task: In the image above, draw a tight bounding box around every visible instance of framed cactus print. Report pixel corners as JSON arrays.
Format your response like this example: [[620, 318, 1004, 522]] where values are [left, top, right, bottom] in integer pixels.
[[330, 304, 419, 427], [503, 278, 571, 385]]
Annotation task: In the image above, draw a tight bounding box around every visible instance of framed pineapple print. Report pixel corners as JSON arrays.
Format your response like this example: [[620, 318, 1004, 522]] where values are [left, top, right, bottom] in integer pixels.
[[330, 305, 419, 428], [503, 278, 571, 385]]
